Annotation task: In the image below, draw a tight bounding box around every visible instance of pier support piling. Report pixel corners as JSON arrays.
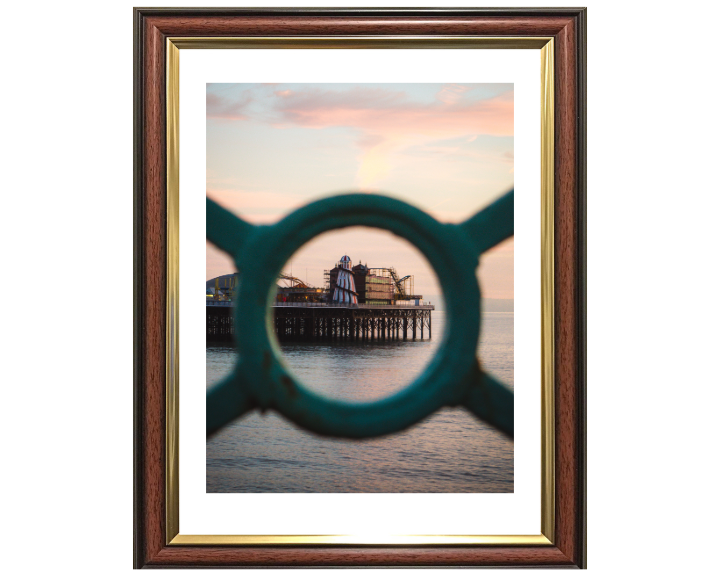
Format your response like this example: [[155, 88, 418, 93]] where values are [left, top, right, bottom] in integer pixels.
[[209, 303, 434, 343]]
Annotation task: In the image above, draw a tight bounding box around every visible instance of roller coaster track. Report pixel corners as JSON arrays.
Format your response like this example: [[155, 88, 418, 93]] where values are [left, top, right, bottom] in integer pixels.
[[278, 272, 313, 289], [373, 267, 410, 297]]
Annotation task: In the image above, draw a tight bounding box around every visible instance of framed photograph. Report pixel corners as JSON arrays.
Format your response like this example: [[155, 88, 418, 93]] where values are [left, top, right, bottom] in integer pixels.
[[134, 7, 586, 568]]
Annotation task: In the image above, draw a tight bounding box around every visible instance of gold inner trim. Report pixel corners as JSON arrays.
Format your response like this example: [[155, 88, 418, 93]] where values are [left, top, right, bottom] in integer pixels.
[[165, 35, 555, 547], [539, 39, 556, 545], [165, 38, 180, 545], [170, 36, 552, 50], [171, 534, 552, 546]]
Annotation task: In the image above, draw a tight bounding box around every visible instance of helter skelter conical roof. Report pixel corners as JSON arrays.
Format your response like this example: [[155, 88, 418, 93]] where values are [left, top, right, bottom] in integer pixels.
[[339, 255, 352, 269]]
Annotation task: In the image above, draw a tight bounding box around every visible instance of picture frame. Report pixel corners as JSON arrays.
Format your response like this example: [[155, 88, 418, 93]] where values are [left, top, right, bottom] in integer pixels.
[[134, 7, 586, 568]]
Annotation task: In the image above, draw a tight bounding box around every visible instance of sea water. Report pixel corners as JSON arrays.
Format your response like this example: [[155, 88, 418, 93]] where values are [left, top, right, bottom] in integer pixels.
[[206, 310, 513, 493]]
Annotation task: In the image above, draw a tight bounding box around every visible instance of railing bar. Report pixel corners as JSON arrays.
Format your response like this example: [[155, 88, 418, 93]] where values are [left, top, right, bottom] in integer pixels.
[[459, 189, 514, 256], [206, 197, 255, 258]]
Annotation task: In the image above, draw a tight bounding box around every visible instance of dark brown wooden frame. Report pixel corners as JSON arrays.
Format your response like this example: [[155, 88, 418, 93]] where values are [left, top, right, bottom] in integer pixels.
[[134, 7, 586, 568]]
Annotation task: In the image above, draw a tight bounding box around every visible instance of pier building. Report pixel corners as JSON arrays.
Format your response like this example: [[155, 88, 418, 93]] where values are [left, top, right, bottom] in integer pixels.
[[207, 254, 433, 342]]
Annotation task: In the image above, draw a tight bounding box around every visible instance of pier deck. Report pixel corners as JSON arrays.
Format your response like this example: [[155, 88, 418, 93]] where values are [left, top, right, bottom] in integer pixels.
[[207, 301, 434, 342]]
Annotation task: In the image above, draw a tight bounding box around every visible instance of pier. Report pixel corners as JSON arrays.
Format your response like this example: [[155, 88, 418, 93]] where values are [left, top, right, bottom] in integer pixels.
[[206, 301, 433, 342], [207, 253, 434, 343]]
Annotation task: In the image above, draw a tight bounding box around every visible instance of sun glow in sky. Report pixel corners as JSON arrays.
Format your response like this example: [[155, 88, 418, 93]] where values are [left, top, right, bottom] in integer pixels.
[[206, 83, 514, 301]]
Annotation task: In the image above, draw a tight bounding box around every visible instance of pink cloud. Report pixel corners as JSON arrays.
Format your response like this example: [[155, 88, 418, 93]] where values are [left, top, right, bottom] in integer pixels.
[[414, 145, 514, 165], [435, 84, 474, 105], [207, 188, 306, 224], [207, 92, 252, 120], [356, 133, 385, 150], [271, 86, 512, 138], [269, 86, 512, 188]]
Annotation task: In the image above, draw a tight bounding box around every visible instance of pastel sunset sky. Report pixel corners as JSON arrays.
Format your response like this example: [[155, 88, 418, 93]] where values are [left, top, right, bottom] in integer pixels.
[[207, 83, 514, 302]]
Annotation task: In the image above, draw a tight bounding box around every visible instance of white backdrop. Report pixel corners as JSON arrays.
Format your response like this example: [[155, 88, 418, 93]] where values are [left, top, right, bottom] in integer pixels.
[[181, 47, 540, 536], [1, 0, 719, 574]]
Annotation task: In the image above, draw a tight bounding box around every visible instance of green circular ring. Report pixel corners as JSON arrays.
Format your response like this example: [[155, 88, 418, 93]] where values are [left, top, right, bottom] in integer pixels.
[[232, 193, 482, 439]]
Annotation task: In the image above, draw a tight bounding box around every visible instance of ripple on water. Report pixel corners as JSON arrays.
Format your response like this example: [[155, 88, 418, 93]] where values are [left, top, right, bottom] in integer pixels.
[[206, 311, 514, 493]]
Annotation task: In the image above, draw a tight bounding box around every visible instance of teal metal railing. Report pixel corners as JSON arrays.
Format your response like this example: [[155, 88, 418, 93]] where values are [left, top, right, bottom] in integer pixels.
[[206, 190, 514, 439]]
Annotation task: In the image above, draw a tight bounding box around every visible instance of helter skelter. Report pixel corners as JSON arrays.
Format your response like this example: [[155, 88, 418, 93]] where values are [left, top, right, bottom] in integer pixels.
[[332, 255, 358, 304]]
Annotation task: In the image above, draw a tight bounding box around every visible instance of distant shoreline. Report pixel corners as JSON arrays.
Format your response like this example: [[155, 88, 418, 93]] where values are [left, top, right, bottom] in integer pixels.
[[424, 297, 514, 314]]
